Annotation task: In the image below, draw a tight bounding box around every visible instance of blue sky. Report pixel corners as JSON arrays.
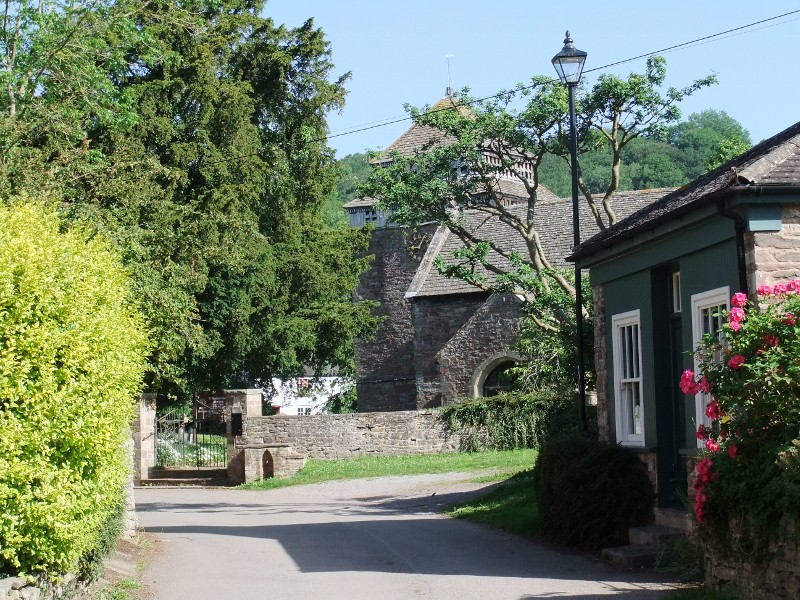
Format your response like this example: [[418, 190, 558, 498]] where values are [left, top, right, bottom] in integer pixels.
[[266, 1, 800, 158]]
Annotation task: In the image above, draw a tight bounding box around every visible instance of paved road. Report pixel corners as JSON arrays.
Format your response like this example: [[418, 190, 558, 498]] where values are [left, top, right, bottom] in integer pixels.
[[135, 473, 682, 600]]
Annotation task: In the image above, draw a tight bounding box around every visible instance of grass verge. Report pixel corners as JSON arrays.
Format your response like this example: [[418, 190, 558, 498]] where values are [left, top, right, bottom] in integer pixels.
[[239, 448, 537, 490], [445, 469, 540, 538]]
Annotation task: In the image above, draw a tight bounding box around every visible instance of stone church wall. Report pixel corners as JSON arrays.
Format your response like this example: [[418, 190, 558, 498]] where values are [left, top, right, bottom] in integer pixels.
[[355, 225, 436, 412], [437, 293, 523, 403], [410, 293, 487, 408]]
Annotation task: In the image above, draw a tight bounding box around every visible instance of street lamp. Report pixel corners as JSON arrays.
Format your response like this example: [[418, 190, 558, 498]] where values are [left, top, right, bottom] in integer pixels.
[[552, 31, 588, 432]]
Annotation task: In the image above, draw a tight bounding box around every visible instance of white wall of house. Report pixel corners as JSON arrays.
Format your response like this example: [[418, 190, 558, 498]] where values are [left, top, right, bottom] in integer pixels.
[[267, 377, 349, 416]]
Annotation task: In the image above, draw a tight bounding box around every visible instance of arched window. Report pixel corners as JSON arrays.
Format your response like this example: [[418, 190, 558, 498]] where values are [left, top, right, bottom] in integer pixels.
[[482, 361, 515, 397]]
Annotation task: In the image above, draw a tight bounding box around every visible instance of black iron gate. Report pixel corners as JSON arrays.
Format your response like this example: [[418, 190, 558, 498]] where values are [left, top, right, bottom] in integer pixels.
[[155, 394, 227, 468]]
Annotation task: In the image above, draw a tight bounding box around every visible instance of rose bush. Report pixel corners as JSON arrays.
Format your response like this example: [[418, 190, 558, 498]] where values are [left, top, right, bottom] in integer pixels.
[[680, 281, 800, 552]]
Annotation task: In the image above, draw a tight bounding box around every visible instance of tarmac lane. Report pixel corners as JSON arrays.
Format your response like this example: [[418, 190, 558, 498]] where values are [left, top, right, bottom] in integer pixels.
[[135, 472, 683, 600]]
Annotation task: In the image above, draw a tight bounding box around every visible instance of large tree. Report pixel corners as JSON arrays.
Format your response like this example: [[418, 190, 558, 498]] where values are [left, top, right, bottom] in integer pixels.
[[1, 0, 379, 401], [361, 58, 715, 388]]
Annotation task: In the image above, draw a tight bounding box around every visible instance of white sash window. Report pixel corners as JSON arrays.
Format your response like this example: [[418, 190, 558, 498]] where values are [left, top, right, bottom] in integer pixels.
[[612, 310, 644, 447]]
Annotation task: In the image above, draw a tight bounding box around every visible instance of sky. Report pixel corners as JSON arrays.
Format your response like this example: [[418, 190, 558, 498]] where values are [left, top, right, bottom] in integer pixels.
[[265, 1, 800, 159]]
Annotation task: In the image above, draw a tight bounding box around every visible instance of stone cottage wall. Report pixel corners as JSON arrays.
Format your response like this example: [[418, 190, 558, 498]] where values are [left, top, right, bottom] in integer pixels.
[[705, 518, 800, 600], [436, 293, 522, 404], [240, 411, 458, 460], [745, 204, 800, 291], [592, 284, 611, 443], [355, 225, 436, 412]]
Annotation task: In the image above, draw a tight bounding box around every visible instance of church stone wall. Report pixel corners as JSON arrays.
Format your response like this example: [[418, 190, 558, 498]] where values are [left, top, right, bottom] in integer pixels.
[[355, 225, 436, 412], [410, 294, 487, 408], [436, 293, 523, 404]]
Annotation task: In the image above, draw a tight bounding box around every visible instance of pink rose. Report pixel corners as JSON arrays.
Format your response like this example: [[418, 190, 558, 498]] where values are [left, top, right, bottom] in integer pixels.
[[731, 292, 748, 307], [696, 458, 714, 483], [763, 334, 779, 348], [775, 283, 788, 295], [728, 444, 738, 459], [680, 370, 700, 395], [783, 313, 797, 326], [729, 321, 742, 332], [705, 399, 724, 421], [788, 280, 800, 293], [698, 377, 712, 393], [705, 439, 720, 452], [728, 355, 746, 370], [696, 425, 711, 441], [728, 307, 745, 323], [757, 284, 773, 296]]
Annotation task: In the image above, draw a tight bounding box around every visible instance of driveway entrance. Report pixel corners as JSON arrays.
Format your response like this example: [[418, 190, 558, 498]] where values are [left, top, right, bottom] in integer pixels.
[[136, 473, 680, 599]]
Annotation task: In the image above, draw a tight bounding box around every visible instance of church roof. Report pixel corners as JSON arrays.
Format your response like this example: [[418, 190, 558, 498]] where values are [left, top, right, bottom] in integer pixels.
[[571, 120, 800, 261], [371, 94, 466, 166], [407, 188, 673, 297]]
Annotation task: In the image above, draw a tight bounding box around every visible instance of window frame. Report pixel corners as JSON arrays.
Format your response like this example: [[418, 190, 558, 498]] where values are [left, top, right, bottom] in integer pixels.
[[690, 286, 730, 443], [612, 309, 645, 447]]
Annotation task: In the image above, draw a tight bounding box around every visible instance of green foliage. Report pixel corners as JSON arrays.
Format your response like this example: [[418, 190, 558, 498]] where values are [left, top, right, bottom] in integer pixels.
[[534, 435, 654, 549], [686, 284, 800, 559], [512, 269, 594, 392], [0, 0, 379, 401], [655, 536, 705, 582], [440, 390, 573, 452], [323, 152, 373, 227], [322, 384, 357, 414], [0, 201, 149, 576]]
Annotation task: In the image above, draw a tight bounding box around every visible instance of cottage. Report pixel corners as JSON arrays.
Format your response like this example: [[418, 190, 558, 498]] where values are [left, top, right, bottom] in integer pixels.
[[571, 120, 800, 507]]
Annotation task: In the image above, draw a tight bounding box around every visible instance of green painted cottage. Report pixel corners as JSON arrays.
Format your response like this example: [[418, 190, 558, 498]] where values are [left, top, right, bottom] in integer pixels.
[[571, 120, 800, 507]]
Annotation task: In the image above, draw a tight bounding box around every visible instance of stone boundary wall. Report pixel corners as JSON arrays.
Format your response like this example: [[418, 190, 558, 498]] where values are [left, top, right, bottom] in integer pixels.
[[240, 411, 459, 460], [705, 518, 800, 599]]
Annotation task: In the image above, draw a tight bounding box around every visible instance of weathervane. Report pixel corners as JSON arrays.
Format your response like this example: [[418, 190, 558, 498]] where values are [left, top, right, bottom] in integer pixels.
[[446, 54, 455, 97]]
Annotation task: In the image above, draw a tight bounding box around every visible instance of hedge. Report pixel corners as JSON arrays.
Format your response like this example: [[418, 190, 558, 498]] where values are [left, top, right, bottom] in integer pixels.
[[0, 201, 149, 576]]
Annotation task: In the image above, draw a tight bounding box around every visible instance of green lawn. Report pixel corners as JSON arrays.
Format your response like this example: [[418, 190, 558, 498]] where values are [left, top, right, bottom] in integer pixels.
[[239, 448, 537, 490], [445, 469, 540, 537]]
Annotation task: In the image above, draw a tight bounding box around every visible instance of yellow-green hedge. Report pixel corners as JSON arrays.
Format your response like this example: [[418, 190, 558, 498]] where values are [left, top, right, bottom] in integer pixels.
[[0, 201, 149, 575]]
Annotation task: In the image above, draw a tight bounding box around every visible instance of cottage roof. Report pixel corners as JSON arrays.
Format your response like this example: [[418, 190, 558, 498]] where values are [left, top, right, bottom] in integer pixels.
[[407, 188, 672, 297], [570, 120, 800, 261]]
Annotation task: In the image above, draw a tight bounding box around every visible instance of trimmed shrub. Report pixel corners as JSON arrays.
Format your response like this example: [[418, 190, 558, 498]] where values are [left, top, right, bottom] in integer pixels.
[[440, 390, 572, 451], [534, 435, 654, 549], [0, 201, 149, 576]]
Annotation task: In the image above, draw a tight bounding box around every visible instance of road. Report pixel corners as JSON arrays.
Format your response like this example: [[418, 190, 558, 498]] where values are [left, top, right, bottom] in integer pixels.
[[135, 472, 682, 599]]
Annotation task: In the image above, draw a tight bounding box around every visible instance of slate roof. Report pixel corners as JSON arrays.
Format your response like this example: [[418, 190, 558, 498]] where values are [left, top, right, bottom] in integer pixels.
[[371, 95, 466, 166], [342, 197, 378, 209], [407, 188, 672, 297], [570, 120, 800, 261]]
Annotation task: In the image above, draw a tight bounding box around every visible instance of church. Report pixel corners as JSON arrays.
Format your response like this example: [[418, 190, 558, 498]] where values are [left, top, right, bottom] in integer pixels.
[[344, 92, 666, 412]]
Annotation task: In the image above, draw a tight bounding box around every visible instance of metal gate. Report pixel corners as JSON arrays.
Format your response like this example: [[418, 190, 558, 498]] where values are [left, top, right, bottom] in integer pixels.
[[155, 394, 227, 468]]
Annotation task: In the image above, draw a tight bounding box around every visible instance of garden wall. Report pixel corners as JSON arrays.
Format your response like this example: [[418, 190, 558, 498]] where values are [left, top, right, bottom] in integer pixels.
[[240, 410, 459, 461], [705, 518, 800, 600]]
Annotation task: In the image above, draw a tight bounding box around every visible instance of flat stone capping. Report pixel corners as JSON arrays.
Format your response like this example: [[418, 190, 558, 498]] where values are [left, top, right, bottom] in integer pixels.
[[237, 443, 291, 449]]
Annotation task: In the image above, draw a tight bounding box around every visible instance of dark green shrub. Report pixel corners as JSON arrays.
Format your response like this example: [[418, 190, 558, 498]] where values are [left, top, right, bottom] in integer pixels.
[[0, 201, 149, 576], [440, 390, 572, 451], [534, 435, 654, 549]]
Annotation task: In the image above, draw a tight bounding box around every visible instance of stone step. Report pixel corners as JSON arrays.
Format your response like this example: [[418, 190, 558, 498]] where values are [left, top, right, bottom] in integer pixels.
[[150, 467, 227, 480], [654, 507, 694, 533], [629, 524, 687, 546], [601, 544, 660, 568]]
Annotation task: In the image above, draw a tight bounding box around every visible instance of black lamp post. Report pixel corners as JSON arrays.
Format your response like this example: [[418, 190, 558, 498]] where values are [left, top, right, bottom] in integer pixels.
[[552, 31, 588, 432]]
